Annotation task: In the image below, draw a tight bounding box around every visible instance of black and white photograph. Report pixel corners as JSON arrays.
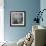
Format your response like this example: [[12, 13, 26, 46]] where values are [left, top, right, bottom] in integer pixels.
[[10, 11, 26, 27]]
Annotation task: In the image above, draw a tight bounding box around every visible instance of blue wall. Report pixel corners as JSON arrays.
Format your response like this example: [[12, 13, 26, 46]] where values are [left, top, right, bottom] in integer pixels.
[[40, 0, 46, 27], [4, 0, 40, 42]]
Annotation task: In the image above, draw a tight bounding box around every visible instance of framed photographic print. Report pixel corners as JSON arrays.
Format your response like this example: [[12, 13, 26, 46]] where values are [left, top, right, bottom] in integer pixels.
[[10, 11, 26, 27]]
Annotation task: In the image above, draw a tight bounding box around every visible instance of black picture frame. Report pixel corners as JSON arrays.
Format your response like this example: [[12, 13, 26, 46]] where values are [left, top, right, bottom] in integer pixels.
[[10, 11, 26, 27]]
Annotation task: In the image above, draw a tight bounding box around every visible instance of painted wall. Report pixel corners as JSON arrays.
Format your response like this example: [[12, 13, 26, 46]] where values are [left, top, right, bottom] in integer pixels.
[[40, 0, 46, 27], [4, 0, 40, 42]]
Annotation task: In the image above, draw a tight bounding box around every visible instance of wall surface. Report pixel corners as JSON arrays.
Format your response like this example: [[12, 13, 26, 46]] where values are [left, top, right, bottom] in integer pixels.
[[40, 0, 46, 27], [4, 0, 40, 42]]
